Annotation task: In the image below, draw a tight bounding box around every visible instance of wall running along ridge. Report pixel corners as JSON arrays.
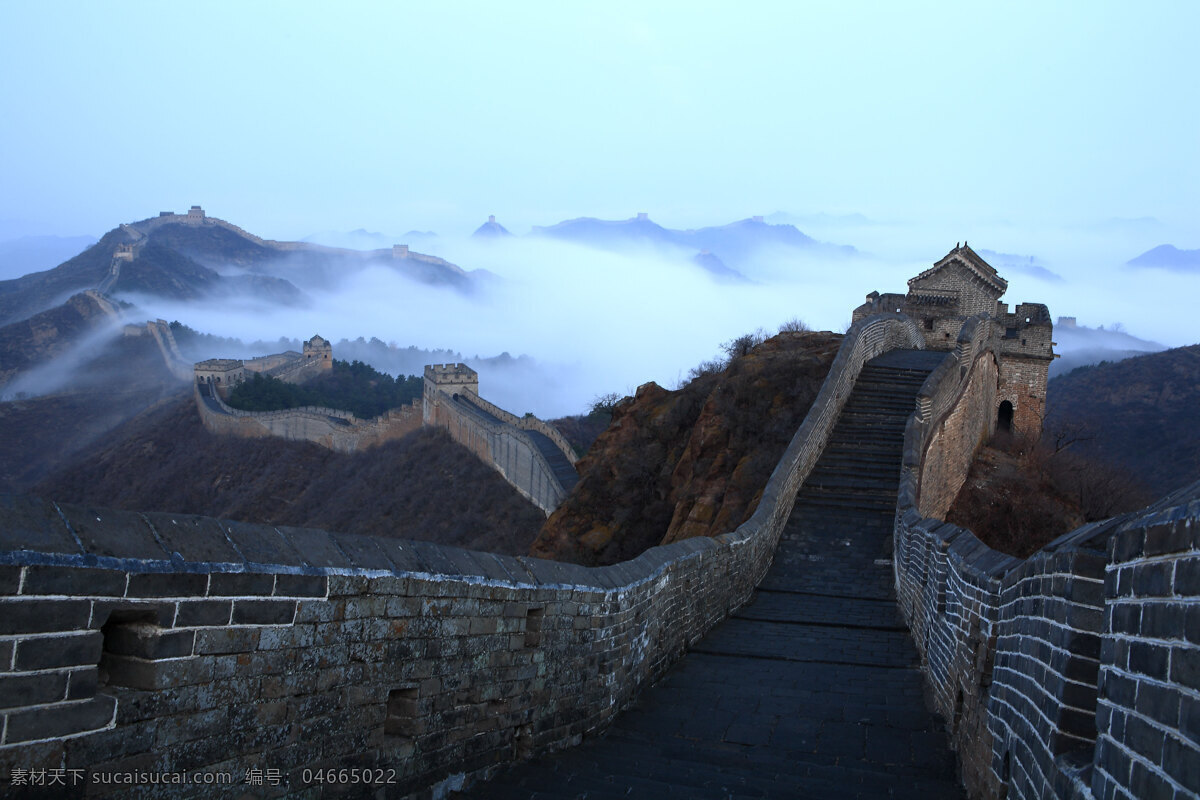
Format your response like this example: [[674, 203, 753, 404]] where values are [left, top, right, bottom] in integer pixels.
[[424, 393, 567, 515], [0, 314, 924, 798], [463, 392, 578, 466], [194, 382, 423, 454], [893, 313, 1200, 799], [144, 319, 194, 382]]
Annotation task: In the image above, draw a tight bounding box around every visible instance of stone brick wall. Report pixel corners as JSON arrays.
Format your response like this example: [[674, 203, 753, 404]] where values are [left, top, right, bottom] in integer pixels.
[[144, 319, 193, 382], [1092, 494, 1200, 798], [916, 348, 998, 519], [0, 313, 927, 798], [894, 314, 1200, 800], [466, 392, 578, 466], [195, 383, 423, 453], [422, 388, 569, 514]]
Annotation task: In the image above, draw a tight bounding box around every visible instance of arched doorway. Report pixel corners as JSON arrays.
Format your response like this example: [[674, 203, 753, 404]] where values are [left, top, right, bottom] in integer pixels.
[[997, 400, 1013, 433]]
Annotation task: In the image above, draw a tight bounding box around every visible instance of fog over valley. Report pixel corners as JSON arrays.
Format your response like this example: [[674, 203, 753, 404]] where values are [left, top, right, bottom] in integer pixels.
[[0, 2, 1195, 414], [62, 209, 1184, 419]]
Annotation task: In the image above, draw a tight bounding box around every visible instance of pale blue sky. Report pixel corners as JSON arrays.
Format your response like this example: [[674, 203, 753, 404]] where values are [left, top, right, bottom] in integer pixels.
[[2, 1, 1197, 240]]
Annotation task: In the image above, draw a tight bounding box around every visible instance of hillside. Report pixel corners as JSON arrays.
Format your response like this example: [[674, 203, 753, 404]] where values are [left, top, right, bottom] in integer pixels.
[[0, 211, 474, 326], [0, 334, 185, 492], [945, 437, 1153, 558], [0, 292, 122, 387], [531, 331, 841, 566], [1045, 345, 1200, 497], [0, 232, 115, 325], [227, 360, 423, 419], [34, 396, 544, 555]]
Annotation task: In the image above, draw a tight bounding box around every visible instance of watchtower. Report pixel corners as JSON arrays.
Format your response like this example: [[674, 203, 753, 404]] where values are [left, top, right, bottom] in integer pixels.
[[853, 243, 1055, 438], [194, 359, 245, 398], [303, 334, 333, 371]]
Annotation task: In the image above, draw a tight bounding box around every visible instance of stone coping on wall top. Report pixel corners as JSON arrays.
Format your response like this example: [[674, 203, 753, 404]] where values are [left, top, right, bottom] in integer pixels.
[[0, 494, 725, 594]]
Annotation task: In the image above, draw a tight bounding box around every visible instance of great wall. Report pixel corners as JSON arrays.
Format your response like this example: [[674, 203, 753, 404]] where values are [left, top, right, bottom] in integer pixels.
[[191, 340, 579, 516], [0, 245, 1197, 798]]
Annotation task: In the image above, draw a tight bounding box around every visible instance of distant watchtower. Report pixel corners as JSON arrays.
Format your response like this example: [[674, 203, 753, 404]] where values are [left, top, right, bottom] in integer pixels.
[[194, 359, 246, 398], [423, 363, 479, 425], [303, 335, 333, 371], [424, 363, 478, 395], [185, 206, 206, 225]]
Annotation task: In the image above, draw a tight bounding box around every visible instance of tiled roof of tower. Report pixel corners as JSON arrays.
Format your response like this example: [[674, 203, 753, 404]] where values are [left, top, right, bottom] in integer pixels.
[[910, 243, 1008, 295]]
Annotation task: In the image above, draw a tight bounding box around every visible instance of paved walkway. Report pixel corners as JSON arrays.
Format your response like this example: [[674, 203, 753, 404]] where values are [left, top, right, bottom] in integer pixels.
[[461, 350, 962, 799]]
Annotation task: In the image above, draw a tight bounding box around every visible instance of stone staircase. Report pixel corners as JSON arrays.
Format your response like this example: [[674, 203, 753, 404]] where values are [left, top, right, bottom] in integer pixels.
[[458, 349, 962, 799]]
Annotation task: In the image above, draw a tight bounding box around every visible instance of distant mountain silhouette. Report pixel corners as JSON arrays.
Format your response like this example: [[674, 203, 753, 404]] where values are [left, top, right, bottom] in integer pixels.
[[1127, 244, 1200, 270], [472, 216, 511, 238], [531, 213, 855, 271], [532, 214, 676, 249]]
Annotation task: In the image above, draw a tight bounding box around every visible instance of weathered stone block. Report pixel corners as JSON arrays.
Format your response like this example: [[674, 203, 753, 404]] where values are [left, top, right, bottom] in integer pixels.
[[279, 527, 351, 569], [209, 572, 275, 597], [175, 599, 233, 627], [0, 670, 68, 709], [195, 628, 260, 655], [221, 520, 305, 566], [1162, 731, 1200, 793], [5, 695, 115, 743], [1144, 523, 1189, 558], [105, 627, 195, 660], [1171, 645, 1200, 689], [1129, 642, 1170, 680], [1131, 562, 1174, 597], [127, 572, 208, 598], [21, 565, 127, 597], [0, 598, 91, 634], [275, 574, 328, 598], [67, 667, 98, 700], [1174, 558, 1200, 596], [15, 631, 102, 670], [0, 495, 81, 556], [57, 503, 168, 561], [143, 512, 243, 564], [232, 600, 296, 625], [333, 533, 396, 571]]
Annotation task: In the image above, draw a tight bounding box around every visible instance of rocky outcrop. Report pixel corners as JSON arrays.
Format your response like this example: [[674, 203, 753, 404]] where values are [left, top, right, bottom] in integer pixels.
[[531, 331, 841, 565]]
